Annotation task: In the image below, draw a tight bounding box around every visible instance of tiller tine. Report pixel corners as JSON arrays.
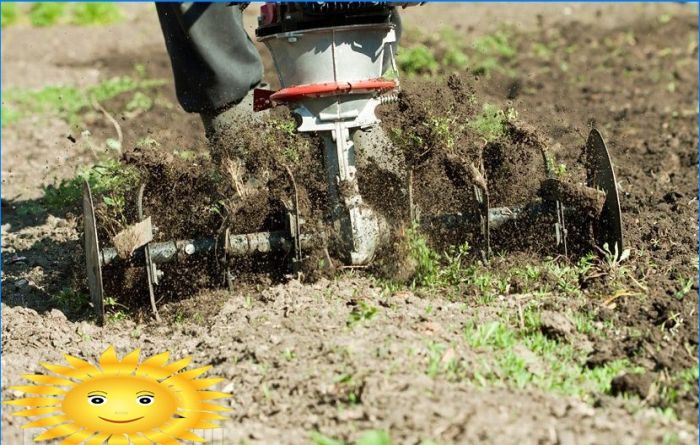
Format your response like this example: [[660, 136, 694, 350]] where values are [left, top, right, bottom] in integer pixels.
[[585, 128, 624, 255], [82, 180, 311, 323]]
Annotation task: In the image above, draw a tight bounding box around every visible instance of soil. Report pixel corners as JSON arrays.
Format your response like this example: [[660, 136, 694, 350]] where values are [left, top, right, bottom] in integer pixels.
[[2, 4, 698, 444]]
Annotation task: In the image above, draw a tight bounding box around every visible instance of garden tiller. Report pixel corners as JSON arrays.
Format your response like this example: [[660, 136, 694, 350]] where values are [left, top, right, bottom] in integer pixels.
[[83, 2, 624, 323]]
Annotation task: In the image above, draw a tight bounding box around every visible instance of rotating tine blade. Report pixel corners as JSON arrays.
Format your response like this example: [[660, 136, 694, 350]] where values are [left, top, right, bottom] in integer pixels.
[[83, 181, 105, 325], [586, 128, 624, 256], [137, 182, 161, 322]]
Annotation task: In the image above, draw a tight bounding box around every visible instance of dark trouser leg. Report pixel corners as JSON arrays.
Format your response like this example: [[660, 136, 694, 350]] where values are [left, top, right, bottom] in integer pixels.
[[155, 3, 263, 114]]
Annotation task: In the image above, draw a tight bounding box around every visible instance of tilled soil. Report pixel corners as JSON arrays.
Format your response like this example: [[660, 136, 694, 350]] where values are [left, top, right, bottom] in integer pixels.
[[2, 4, 698, 445], [2, 281, 696, 444]]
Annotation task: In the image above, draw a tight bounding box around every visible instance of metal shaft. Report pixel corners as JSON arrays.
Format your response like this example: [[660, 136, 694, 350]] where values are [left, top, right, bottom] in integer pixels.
[[100, 231, 314, 267]]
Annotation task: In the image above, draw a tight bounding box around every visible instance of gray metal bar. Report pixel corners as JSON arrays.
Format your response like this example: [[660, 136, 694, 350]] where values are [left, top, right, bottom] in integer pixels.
[[420, 203, 549, 233], [100, 231, 316, 267]]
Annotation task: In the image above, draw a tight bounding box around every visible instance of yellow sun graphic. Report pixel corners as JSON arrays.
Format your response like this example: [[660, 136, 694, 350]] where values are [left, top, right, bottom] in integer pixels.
[[5, 346, 230, 444]]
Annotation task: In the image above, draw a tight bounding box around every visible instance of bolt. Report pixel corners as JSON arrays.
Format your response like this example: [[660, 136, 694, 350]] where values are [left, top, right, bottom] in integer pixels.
[[184, 243, 195, 255]]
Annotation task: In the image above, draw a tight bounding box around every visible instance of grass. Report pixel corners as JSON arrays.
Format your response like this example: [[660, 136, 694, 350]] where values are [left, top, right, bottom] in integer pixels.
[[52, 288, 89, 314], [2, 73, 165, 127], [43, 159, 140, 213], [29, 3, 67, 27], [397, 44, 440, 76], [71, 3, 122, 25], [2, 2, 121, 28], [398, 27, 517, 77], [394, 224, 647, 402], [658, 364, 699, 408], [404, 225, 603, 301], [1, 3, 18, 27], [470, 31, 516, 76], [310, 430, 398, 445], [347, 301, 379, 327], [469, 103, 517, 143], [437, 315, 642, 399]]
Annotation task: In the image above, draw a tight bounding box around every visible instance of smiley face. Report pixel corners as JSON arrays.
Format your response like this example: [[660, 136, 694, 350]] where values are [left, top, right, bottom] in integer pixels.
[[62, 375, 178, 434]]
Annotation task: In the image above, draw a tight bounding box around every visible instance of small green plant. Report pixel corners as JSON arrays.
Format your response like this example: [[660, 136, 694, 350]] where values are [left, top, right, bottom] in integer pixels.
[[465, 321, 516, 349], [29, 3, 67, 27], [357, 430, 392, 445], [107, 310, 128, 322], [397, 44, 439, 76], [333, 373, 361, 404], [310, 432, 345, 445], [406, 225, 441, 287], [125, 91, 154, 113], [282, 348, 296, 361], [347, 301, 378, 327], [15, 201, 45, 217], [52, 288, 89, 313], [471, 30, 516, 76], [673, 277, 694, 300], [173, 149, 197, 161], [425, 342, 447, 377], [43, 159, 140, 212], [1, 3, 18, 27], [71, 3, 122, 25], [2, 74, 165, 127], [470, 103, 516, 142]]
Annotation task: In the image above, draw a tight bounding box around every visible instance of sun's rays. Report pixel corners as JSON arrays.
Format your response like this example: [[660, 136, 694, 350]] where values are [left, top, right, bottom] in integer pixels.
[[5, 346, 231, 443]]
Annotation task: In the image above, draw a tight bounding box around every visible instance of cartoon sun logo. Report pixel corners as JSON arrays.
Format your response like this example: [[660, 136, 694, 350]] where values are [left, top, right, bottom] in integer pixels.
[[5, 346, 230, 444]]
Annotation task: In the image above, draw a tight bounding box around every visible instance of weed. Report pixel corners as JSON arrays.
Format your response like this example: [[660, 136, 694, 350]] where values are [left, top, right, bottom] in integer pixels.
[[1, 3, 18, 27], [347, 301, 379, 327], [2, 74, 165, 127], [398, 27, 514, 77], [269, 118, 297, 137], [658, 13, 673, 25], [42, 159, 140, 212], [465, 321, 516, 349], [470, 103, 516, 142], [125, 91, 154, 113], [439, 28, 469, 69], [397, 44, 439, 76], [532, 42, 553, 61], [406, 225, 441, 287], [310, 432, 345, 445], [429, 117, 455, 150], [658, 364, 699, 407], [15, 201, 45, 217], [282, 348, 296, 361], [673, 277, 694, 300], [471, 31, 516, 76], [107, 310, 128, 322], [52, 288, 89, 313], [333, 373, 361, 404], [173, 149, 197, 161], [29, 3, 66, 27], [425, 342, 448, 378], [173, 311, 187, 324], [357, 431, 392, 445], [71, 3, 122, 25]]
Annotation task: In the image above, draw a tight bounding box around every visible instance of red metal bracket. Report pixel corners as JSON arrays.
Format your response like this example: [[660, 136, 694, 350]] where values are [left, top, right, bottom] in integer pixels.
[[271, 79, 397, 103]]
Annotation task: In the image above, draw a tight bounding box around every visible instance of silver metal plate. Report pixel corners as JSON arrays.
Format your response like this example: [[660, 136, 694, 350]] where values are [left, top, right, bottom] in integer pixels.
[[83, 180, 104, 324], [586, 128, 624, 254]]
